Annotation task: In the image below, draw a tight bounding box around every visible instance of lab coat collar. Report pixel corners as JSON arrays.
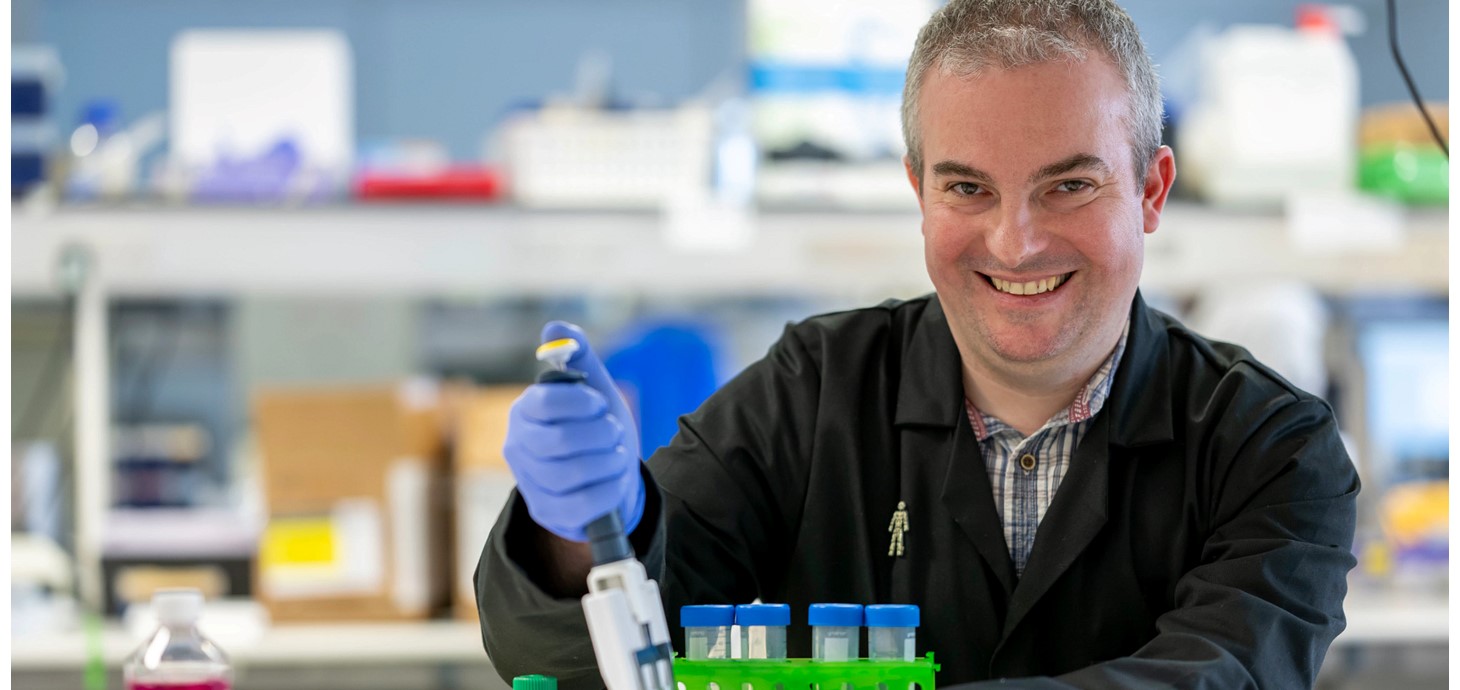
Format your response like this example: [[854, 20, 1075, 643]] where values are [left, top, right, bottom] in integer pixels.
[[893, 290, 1175, 448], [1106, 289, 1176, 448], [893, 294, 966, 428]]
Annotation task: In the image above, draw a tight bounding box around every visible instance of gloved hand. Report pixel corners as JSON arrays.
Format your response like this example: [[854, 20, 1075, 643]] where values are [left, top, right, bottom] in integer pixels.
[[504, 321, 645, 542]]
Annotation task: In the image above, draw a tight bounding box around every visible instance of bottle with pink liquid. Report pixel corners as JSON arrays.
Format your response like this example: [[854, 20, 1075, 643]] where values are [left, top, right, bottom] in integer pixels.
[[123, 588, 233, 690]]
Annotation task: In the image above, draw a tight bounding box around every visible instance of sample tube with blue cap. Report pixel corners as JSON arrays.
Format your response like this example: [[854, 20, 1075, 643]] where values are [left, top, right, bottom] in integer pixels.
[[734, 604, 790, 659], [865, 605, 919, 661], [681, 605, 735, 660], [808, 604, 863, 662]]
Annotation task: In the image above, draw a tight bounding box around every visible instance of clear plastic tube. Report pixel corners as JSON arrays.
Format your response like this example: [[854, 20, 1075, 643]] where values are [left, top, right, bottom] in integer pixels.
[[865, 605, 919, 662]]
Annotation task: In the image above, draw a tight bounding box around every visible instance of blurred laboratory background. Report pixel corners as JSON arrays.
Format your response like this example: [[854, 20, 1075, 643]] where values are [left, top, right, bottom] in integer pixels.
[[9, 1, 1449, 689]]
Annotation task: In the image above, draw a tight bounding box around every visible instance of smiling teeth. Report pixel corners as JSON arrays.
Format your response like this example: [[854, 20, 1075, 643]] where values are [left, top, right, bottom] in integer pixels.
[[992, 273, 1067, 295]]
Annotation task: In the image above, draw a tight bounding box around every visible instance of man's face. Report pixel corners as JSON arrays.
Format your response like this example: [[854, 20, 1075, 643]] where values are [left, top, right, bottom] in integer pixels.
[[907, 56, 1173, 378]]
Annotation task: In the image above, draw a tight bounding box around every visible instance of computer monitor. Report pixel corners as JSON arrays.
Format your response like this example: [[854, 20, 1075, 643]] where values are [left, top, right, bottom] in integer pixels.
[[1356, 316, 1448, 484]]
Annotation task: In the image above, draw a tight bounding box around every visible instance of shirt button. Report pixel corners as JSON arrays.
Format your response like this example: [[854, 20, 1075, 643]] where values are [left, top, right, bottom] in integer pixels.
[[1019, 454, 1037, 472]]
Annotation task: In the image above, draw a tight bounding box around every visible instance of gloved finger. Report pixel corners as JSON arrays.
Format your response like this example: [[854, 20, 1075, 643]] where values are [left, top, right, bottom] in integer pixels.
[[540, 322, 635, 429], [516, 471, 627, 539], [512, 381, 609, 424], [515, 447, 631, 497], [511, 413, 624, 462]]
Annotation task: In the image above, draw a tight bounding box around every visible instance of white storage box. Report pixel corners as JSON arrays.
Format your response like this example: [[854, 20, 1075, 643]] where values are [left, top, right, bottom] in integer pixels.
[[501, 106, 713, 210]]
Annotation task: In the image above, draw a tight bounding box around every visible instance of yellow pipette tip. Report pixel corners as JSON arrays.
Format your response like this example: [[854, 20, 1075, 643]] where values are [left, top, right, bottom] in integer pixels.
[[535, 338, 581, 369]]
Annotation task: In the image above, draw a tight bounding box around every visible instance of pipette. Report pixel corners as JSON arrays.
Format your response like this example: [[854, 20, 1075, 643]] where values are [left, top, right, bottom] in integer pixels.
[[533, 337, 675, 690]]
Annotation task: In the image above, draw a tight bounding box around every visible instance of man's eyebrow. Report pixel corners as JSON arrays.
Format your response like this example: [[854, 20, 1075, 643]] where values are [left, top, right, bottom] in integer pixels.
[[1029, 153, 1111, 184], [930, 160, 992, 180]]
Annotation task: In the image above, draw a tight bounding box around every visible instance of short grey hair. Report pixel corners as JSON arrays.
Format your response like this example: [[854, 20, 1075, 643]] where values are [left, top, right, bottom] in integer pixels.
[[901, 0, 1163, 185]]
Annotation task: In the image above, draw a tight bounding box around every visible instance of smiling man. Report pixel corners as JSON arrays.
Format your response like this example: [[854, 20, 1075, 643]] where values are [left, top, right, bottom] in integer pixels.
[[477, 1, 1359, 688]]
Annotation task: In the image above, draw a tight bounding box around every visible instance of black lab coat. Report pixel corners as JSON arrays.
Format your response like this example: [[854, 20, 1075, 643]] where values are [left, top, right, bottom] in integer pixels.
[[477, 291, 1358, 690]]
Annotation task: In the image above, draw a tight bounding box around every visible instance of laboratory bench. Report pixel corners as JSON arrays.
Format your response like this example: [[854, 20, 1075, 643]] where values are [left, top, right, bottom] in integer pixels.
[[9, 587, 1447, 689]]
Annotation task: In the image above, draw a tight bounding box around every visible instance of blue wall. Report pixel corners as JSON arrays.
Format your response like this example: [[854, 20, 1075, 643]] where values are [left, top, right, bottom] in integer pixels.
[[14, 0, 1447, 160], [17, 0, 746, 159]]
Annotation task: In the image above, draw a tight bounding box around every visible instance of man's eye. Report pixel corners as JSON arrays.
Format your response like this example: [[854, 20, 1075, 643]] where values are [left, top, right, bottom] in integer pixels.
[[1055, 180, 1093, 193], [950, 182, 984, 196]]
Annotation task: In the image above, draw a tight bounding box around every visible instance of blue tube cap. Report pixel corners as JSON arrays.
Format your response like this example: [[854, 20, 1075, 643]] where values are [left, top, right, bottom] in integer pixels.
[[808, 603, 864, 627], [681, 605, 735, 627], [735, 603, 791, 626], [864, 604, 920, 627]]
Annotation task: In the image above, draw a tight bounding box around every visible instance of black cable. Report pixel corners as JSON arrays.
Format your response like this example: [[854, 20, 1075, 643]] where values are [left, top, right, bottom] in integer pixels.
[[14, 297, 76, 441], [1386, 0, 1448, 158]]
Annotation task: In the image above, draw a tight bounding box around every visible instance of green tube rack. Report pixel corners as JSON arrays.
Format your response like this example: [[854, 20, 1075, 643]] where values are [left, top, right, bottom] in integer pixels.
[[673, 654, 939, 690]]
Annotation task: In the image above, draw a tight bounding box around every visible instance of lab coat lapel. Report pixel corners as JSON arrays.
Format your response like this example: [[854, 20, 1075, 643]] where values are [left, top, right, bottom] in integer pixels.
[[998, 391, 1112, 643], [940, 415, 1018, 596], [893, 295, 1017, 596]]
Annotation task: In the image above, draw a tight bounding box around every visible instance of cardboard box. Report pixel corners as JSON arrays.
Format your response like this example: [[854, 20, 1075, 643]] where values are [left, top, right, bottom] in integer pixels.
[[450, 385, 523, 621], [252, 381, 450, 622]]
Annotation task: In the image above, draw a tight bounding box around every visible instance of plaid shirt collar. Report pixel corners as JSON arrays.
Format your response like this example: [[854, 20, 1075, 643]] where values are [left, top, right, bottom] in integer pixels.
[[965, 318, 1131, 442]]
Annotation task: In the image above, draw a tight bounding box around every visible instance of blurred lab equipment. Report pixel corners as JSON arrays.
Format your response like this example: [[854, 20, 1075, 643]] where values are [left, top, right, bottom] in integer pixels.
[[1185, 281, 1330, 398], [1177, 5, 1359, 207], [187, 137, 336, 204], [500, 104, 713, 209], [493, 50, 719, 210], [250, 381, 449, 622], [102, 507, 258, 616], [112, 423, 211, 508], [169, 30, 353, 203], [353, 139, 504, 202], [123, 588, 233, 690], [604, 320, 723, 457], [747, 0, 932, 210], [65, 101, 166, 203], [1354, 314, 1447, 487], [1358, 101, 1449, 204], [12, 45, 63, 198], [447, 384, 522, 621], [1374, 480, 1447, 591], [13, 441, 65, 544], [12, 533, 79, 636]]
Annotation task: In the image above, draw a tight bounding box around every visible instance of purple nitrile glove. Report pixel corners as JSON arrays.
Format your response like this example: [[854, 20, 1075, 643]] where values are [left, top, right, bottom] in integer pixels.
[[503, 321, 645, 542]]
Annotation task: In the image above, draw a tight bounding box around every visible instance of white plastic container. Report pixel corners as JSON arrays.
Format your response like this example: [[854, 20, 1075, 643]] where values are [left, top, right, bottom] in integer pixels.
[[500, 105, 713, 210], [1178, 8, 1359, 207]]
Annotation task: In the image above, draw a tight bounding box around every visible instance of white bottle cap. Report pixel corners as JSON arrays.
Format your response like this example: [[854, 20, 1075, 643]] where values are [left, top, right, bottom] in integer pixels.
[[152, 588, 204, 626]]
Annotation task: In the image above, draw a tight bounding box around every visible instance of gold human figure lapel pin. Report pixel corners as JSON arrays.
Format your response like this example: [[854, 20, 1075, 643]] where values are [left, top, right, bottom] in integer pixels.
[[888, 501, 909, 557]]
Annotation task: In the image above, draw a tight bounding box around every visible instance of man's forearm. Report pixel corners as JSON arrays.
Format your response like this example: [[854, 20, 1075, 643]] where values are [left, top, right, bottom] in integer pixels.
[[529, 523, 596, 598]]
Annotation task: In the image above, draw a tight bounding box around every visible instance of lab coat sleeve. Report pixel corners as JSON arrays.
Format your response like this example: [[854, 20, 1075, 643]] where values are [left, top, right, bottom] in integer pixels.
[[952, 397, 1359, 690]]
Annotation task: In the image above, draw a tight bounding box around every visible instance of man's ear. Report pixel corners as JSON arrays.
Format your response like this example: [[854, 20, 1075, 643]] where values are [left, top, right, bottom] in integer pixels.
[[904, 155, 925, 212], [1141, 146, 1176, 235]]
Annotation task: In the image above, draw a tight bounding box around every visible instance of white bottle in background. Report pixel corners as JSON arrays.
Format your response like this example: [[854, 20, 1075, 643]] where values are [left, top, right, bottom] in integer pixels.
[[123, 589, 233, 690], [1178, 5, 1359, 207]]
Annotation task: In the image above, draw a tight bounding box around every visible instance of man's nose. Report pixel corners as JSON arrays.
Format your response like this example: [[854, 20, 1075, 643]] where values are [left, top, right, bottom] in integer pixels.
[[986, 201, 1046, 269]]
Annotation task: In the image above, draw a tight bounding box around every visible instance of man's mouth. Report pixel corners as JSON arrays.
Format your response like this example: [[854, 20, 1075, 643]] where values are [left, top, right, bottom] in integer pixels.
[[980, 271, 1075, 296]]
